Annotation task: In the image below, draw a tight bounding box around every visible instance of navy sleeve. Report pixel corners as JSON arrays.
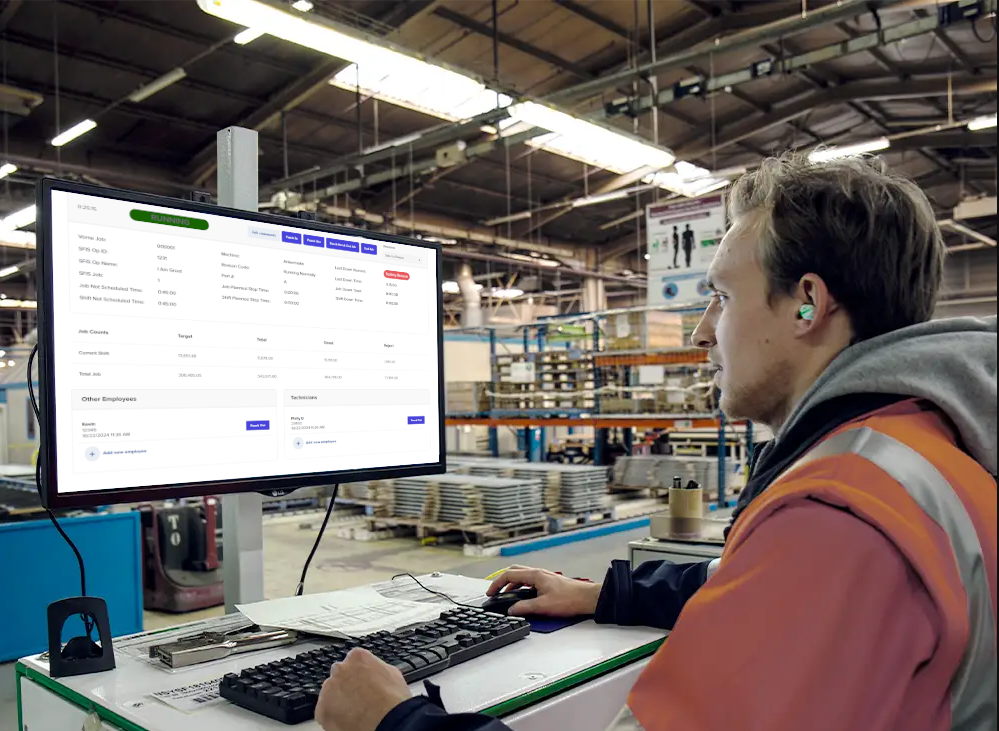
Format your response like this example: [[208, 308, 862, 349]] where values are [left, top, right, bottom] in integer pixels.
[[594, 559, 710, 630], [376, 697, 510, 731]]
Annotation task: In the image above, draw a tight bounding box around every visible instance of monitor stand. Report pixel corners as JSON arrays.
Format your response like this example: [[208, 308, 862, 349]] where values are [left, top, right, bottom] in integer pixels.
[[217, 125, 267, 613]]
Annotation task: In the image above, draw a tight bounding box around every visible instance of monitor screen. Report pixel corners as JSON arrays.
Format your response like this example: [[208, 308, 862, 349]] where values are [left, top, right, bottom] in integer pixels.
[[36, 179, 445, 509]]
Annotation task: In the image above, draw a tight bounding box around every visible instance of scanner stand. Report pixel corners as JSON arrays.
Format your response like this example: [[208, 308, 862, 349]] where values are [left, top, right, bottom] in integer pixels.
[[47, 596, 116, 678]]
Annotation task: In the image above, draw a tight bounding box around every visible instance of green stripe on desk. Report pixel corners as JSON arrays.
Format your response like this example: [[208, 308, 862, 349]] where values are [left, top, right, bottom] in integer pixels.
[[16, 637, 667, 728], [483, 637, 665, 718], [15, 661, 147, 731]]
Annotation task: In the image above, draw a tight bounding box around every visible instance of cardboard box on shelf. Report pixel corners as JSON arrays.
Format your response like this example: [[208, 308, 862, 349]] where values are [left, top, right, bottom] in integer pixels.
[[605, 311, 684, 351]]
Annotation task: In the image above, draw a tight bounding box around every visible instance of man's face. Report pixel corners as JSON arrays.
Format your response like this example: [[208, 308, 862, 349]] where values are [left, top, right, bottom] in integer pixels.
[[691, 213, 800, 426]]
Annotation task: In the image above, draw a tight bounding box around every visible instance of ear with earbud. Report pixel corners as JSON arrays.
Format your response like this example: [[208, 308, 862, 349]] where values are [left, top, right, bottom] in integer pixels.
[[798, 304, 815, 321]]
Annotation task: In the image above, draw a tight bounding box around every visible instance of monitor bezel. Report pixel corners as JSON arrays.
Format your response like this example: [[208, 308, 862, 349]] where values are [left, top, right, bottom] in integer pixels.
[[36, 177, 447, 509]]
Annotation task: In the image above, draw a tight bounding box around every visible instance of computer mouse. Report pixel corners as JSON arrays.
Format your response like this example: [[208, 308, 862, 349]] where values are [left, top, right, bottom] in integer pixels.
[[481, 587, 538, 616]]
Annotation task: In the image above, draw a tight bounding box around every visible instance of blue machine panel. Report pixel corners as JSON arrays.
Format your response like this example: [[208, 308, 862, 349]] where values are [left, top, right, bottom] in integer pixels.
[[0, 511, 143, 661]]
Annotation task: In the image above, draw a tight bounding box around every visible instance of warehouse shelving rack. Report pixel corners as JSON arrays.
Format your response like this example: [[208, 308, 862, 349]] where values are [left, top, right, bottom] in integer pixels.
[[444, 306, 756, 507]]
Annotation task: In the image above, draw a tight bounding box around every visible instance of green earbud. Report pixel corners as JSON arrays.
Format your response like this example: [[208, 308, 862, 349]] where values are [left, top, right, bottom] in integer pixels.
[[798, 304, 815, 321]]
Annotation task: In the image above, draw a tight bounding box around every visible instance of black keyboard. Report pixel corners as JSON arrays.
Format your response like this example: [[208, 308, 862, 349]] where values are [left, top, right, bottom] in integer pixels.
[[220, 607, 531, 724]]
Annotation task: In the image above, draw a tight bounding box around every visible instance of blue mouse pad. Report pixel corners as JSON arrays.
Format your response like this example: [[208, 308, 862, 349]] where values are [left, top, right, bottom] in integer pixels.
[[526, 616, 590, 633]]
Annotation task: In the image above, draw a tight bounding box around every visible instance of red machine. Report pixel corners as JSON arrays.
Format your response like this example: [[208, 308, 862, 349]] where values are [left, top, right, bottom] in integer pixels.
[[139, 498, 224, 613]]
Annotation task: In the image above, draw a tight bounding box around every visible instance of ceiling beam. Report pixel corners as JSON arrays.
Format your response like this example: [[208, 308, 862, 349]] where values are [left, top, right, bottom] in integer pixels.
[[892, 132, 998, 153], [432, 6, 593, 81], [913, 8, 979, 72], [545, 0, 909, 104], [4, 31, 264, 107], [60, 0, 305, 76], [186, 2, 447, 185], [684, 0, 721, 19], [674, 76, 998, 158], [8, 76, 341, 165], [376, 0, 442, 28], [0, 0, 24, 32], [513, 165, 657, 239], [550, 0, 632, 41], [759, 40, 991, 196], [187, 59, 346, 184]]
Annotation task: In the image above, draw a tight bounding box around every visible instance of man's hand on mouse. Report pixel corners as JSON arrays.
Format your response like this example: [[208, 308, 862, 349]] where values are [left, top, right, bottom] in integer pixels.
[[486, 566, 602, 617], [315, 648, 411, 731]]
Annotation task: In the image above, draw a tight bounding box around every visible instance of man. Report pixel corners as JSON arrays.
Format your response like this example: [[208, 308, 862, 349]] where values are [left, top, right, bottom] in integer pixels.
[[682, 223, 695, 268], [315, 153, 997, 731], [671, 225, 679, 268]]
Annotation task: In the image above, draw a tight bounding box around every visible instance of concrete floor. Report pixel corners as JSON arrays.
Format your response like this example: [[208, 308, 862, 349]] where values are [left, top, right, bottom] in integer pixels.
[[1, 515, 648, 730]]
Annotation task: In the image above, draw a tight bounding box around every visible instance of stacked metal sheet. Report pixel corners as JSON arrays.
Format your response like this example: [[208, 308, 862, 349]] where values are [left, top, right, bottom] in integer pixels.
[[389, 474, 545, 530], [613, 455, 725, 494], [449, 458, 609, 515]]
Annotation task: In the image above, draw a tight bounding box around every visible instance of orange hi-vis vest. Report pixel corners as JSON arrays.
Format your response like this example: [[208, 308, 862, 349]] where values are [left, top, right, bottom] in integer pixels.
[[627, 401, 997, 731]]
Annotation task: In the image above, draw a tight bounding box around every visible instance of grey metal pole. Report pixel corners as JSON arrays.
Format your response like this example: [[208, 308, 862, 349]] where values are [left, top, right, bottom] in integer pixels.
[[216, 125, 266, 613]]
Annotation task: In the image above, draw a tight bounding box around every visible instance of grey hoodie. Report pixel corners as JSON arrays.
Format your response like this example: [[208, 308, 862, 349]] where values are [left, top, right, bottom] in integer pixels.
[[777, 315, 997, 475]]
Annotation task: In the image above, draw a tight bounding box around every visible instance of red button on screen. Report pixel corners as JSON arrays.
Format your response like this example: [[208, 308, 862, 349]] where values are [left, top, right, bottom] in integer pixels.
[[384, 270, 410, 281]]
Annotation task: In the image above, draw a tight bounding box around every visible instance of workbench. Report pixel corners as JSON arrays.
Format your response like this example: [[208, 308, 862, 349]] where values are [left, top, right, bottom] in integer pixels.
[[15, 576, 666, 731], [628, 517, 727, 568]]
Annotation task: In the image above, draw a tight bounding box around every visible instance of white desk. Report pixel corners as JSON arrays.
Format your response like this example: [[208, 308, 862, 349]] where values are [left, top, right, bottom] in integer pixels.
[[16, 578, 665, 731]]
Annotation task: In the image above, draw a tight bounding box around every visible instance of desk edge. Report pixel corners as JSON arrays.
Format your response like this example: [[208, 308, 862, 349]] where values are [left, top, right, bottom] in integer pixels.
[[16, 660, 147, 731], [15, 636, 667, 730], [484, 637, 665, 718]]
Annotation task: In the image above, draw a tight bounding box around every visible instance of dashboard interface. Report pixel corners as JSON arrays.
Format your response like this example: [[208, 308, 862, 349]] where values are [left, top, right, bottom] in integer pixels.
[[43, 187, 443, 501]]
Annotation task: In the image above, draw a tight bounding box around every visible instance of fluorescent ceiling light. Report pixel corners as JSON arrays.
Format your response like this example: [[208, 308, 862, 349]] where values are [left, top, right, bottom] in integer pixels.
[[644, 161, 732, 198], [967, 113, 997, 131], [503, 252, 560, 268], [571, 190, 631, 208], [1, 206, 35, 231], [197, 0, 507, 123], [808, 137, 890, 162], [128, 67, 187, 103], [291, 0, 313, 10], [0, 265, 19, 277], [509, 102, 674, 174], [0, 299, 34, 308], [234, 27, 265, 44], [483, 211, 532, 226], [441, 280, 460, 294], [331, 66, 509, 124], [0, 163, 16, 180], [5, 360, 12, 366], [50, 119, 97, 147], [0, 230, 36, 249], [199, 0, 683, 180], [490, 287, 524, 299]]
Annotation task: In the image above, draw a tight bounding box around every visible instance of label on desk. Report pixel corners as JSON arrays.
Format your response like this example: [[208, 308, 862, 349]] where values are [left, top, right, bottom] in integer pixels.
[[150, 678, 227, 712]]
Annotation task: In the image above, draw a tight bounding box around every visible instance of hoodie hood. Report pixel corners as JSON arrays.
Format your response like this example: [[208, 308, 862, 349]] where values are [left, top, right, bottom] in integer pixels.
[[777, 316, 997, 475]]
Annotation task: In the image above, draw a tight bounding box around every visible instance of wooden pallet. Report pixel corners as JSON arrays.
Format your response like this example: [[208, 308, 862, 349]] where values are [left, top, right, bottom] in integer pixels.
[[547, 509, 617, 533], [365, 516, 548, 546]]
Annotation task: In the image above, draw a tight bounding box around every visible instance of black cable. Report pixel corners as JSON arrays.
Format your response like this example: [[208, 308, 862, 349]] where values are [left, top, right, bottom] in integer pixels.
[[971, 15, 997, 43], [295, 484, 339, 596], [389, 573, 483, 610], [27, 344, 92, 635]]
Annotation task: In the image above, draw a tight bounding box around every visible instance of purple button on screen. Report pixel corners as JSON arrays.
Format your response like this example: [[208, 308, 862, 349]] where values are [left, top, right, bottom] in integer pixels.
[[246, 420, 271, 431], [282, 232, 302, 244], [360, 243, 378, 255], [304, 234, 325, 247], [327, 238, 360, 253], [407, 416, 425, 425]]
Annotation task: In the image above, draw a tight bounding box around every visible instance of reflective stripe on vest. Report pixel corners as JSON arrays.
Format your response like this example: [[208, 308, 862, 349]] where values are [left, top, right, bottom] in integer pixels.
[[796, 427, 997, 731]]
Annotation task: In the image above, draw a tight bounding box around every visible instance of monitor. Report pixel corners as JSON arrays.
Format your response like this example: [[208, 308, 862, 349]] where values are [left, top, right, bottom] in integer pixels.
[[36, 179, 446, 509]]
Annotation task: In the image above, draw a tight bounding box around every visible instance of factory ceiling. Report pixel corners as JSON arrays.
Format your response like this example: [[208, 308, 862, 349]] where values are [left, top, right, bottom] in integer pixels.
[[0, 0, 994, 339]]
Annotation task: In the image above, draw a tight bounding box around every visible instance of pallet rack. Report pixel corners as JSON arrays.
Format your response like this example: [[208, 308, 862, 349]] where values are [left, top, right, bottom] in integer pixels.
[[443, 307, 757, 507]]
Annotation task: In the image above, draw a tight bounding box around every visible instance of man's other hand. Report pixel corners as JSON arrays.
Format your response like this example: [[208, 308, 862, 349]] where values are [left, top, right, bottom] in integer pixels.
[[486, 566, 602, 617], [315, 648, 411, 731]]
